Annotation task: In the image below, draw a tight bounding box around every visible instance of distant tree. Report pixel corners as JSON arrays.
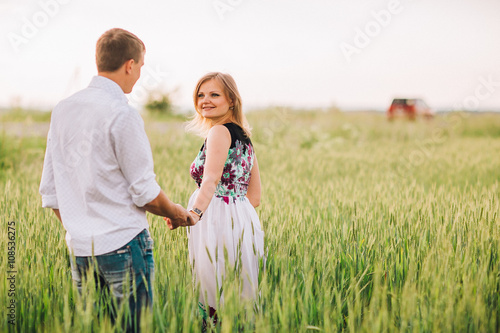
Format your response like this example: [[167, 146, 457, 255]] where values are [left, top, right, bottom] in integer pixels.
[[144, 91, 173, 115]]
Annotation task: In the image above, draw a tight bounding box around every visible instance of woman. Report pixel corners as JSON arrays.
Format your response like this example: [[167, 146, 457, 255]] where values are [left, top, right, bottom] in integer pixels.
[[184, 72, 264, 324]]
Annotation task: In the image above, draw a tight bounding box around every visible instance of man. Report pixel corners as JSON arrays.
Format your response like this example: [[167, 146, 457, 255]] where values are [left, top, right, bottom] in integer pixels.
[[39, 28, 193, 331]]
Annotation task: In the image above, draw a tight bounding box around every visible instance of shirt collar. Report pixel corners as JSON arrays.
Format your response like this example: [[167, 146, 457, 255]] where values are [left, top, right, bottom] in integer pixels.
[[88, 76, 129, 103]]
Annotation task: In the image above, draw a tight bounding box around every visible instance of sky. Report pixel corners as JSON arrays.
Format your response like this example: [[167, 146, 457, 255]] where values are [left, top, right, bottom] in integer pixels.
[[1, 0, 499, 112]]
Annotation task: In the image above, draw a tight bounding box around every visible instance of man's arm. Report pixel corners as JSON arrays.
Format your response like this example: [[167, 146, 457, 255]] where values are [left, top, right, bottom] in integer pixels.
[[110, 108, 194, 229], [40, 127, 60, 210], [52, 209, 62, 225], [142, 190, 194, 229]]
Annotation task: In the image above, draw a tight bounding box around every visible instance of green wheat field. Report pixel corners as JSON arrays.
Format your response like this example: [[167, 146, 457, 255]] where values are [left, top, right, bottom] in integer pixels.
[[1, 109, 499, 332]]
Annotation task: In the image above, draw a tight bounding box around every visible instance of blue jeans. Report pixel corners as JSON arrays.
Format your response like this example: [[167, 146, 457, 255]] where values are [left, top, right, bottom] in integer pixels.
[[70, 229, 154, 332]]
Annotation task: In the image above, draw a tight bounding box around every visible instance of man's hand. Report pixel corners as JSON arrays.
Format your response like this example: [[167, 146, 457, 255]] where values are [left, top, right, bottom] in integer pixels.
[[52, 209, 63, 225], [164, 205, 198, 230], [143, 190, 200, 229]]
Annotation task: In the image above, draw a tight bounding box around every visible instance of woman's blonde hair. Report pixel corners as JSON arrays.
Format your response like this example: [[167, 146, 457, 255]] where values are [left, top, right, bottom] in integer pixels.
[[186, 72, 251, 138]]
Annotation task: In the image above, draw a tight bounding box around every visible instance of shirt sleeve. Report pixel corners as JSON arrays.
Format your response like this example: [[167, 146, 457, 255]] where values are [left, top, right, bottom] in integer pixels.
[[39, 128, 59, 209], [110, 107, 161, 207]]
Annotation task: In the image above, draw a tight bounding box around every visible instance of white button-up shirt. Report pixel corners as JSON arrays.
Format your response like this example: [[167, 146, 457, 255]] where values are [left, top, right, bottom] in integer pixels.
[[39, 76, 161, 256]]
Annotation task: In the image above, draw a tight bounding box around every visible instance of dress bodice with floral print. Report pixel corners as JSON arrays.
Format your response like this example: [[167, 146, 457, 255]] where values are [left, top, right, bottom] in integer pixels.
[[190, 123, 254, 204]]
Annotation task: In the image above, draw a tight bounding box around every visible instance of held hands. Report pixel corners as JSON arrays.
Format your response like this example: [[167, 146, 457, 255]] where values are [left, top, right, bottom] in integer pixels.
[[188, 210, 201, 224], [163, 204, 199, 230]]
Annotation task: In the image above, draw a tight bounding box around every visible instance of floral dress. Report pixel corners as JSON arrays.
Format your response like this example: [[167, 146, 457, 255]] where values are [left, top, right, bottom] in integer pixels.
[[187, 123, 265, 310]]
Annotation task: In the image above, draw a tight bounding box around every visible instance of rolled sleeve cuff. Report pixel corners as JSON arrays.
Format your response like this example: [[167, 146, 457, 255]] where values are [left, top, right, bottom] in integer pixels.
[[130, 178, 161, 208], [42, 195, 59, 209]]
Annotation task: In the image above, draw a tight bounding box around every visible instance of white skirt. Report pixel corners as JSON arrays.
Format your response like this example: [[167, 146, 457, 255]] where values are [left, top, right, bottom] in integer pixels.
[[187, 188, 265, 309]]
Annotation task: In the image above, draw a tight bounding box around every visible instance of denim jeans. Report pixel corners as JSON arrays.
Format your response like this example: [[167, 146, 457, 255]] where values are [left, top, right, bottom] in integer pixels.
[[70, 229, 154, 332]]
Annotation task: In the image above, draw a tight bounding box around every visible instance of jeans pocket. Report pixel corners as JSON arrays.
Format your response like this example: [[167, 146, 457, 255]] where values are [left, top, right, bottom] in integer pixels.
[[139, 230, 154, 255], [70, 256, 85, 287], [146, 236, 154, 251], [97, 246, 133, 286]]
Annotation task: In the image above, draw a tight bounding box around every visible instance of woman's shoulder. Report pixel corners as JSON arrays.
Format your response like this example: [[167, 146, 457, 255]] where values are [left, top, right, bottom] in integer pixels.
[[205, 124, 231, 148], [207, 124, 231, 138], [222, 122, 251, 146]]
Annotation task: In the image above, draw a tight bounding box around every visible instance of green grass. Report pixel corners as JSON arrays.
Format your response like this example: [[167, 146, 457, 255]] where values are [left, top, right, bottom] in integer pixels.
[[1, 110, 499, 332], [0, 109, 52, 123]]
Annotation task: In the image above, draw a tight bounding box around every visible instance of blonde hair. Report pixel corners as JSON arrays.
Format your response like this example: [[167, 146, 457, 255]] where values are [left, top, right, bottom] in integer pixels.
[[96, 28, 145, 72], [186, 72, 251, 138]]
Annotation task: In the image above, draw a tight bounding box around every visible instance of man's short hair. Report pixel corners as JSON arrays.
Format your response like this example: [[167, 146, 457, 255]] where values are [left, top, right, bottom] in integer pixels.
[[96, 28, 145, 73]]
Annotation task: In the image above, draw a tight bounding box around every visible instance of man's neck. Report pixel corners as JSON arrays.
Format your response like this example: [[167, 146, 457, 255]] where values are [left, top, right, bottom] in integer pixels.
[[98, 72, 127, 93]]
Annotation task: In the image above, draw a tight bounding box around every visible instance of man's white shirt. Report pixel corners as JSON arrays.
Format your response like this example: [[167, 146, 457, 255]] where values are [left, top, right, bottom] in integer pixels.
[[40, 76, 161, 256]]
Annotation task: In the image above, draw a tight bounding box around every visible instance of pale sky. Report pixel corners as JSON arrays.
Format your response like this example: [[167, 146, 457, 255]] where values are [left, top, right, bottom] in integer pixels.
[[1, 0, 499, 111]]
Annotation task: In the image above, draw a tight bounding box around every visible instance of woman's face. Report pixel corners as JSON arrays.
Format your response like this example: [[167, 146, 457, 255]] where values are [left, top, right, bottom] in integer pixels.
[[196, 79, 233, 123]]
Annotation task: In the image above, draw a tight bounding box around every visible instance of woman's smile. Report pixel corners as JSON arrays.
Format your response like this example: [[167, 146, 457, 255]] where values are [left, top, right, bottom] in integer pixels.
[[197, 79, 233, 122]]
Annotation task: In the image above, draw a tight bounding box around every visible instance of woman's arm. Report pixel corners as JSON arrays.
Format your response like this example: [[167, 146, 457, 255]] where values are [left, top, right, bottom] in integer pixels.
[[190, 125, 231, 220], [246, 155, 261, 208]]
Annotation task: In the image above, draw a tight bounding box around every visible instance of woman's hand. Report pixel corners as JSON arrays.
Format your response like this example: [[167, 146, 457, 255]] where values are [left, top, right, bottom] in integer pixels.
[[188, 211, 201, 225], [164, 217, 175, 230]]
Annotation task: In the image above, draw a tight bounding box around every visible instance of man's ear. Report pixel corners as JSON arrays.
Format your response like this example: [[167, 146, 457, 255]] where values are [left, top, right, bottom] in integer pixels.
[[124, 59, 135, 74]]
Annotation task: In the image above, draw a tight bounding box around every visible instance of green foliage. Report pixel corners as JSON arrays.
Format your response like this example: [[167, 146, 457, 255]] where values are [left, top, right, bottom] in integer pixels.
[[1, 111, 499, 332], [0, 108, 52, 122], [0, 135, 16, 174], [145, 93, 173, 115], [0, 134, 46, 181]]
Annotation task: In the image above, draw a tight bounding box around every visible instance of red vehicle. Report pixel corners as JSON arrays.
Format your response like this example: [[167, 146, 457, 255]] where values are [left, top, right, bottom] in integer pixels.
[[387, 98, 434, 120]]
